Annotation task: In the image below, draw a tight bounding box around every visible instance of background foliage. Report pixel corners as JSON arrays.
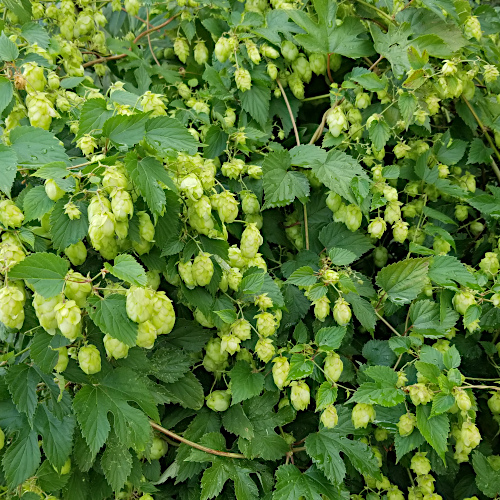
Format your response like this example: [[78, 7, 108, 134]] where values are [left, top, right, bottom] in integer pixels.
[[0, 0, 500, 498]]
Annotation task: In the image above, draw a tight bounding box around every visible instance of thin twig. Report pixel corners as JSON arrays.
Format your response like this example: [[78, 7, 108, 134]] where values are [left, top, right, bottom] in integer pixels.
[[461, 97, 500, 183], [276, 78, 300, 147], [326, 53, 333, 83], [368, 55, 384, 72], [147, 9, 161, 67], [83, 14, 178, 68], [355, 0, 395, 24], [375, 311, 401, 337]]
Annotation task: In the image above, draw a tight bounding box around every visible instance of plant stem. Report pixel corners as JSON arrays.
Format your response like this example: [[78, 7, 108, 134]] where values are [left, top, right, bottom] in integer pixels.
[[276, 78, 310, 250], [276, 78, 300, 147], [368, 55, 384, 71], [375, 311, 401, 337], [355, 0, 395, 24], [301, 93, 330, 102], [327, 53, 334, 83], [83, 14, 178, 68], [461, 97, 500, 183], [463, 384, 500, 391]]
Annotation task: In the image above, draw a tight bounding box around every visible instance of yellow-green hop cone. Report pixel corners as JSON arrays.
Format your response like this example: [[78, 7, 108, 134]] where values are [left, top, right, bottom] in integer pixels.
[[333, 297, 351, 326], [367, 217, 387, 239], [54, 300, 82, 341], [212, 191, 239, 223], [65, 271, 92, 308], [313, 296, 330, 322], [151, 291, 175, 335], [408, 383, 434, 405], [460, 421, 481, 449], [194, 40, 209, 65], [180, 173, 204, 201], [255, 293, 273, 310], [290, 380, 310, 411], [78, 344, 101, 375], [254, 312, 276, 337], [126, 286, 155, 323], [220, 334, 241, 355], [231, 318, 252, 341], [103, 334, 129, 359], [479, 252, 499, 275], [192, 252, 214, 287], [54, 347, 69, 373], [228, 267, 243, 291], [0, 427, 4, 450], [397, 412, 416, 436], [110, 188, 134, 221], [255, 337, 275, 363], [241, 223, 263, 259], [488, 392, 500, 414], [33, 292, 63, 334], [453, 387, 472, 412], [132, 211, 155, 255], [272, 356, 290, 390], [387, 487, 405, 500], [245, 40, 261, 65], [221, 158, 245, 179], [464, 15, 482, 40], [320, 404, 338, 428], [411, 452, 431, 476], [214, 36, 232, 62], [150, 436, 169, 460], [206, 390, 231, 412], [0, 285, 26, 329], [45, 179, 66, 201], [324, 351, 343, 383], [351, 403, 376, 429], [174, 36, 190, 63], [345, 204, 362, 231], [139, 495, 154, 500], [137, 321, 157, 349], [178, 260, 196, 288], [0, 200, 24, 228], [241, 191, 260, 215], [235, 68, 252, 92]]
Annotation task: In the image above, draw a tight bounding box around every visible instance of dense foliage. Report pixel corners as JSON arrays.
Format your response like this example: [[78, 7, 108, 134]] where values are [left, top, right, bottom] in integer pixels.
[[1, 0, 500, 498]]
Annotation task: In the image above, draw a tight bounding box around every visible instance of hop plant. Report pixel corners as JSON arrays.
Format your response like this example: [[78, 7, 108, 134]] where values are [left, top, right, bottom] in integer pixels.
[[0, 285, 25, 329], [136, 320, 157, 349], [272, 356, 290, 389], [33, 292, 63, 334], [324, 351, 343, 383], [255, 337, 275, 363], [240, 223, 263, 259], [54, 347, 69, 373], [411, 452, 431, 475], [174, 37, 189, 63], [103, 334, 129, 359], [192, 252, 214, 286], [194, 41, 209, 65], [320, 405, 338, 428], [453, 290, 476, 315], [408, 383, 434, 405], [290, 380, 310, 410], [397, 413, 416, 436], [327, 107, 348, 137], [206, 390, 231, 412], [351, 403, 376, 429], [126, 286, 155, 323], [78, 344, 101, 375], [234, 68, 252, 92], [149, 436, 169, 460], [150, 291, 175, 335], [333, 297, 351, 326], [64, 241, 87, 266], [54, 300, 82, 341], [65, 271, 92, 308], [0, 200, 24, 228]]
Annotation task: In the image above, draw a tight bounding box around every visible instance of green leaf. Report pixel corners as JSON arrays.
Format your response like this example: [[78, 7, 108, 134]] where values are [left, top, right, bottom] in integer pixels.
[[286, 354, 314, 381], [164, 319, 212, 352], [428, 255, 475, 287], [36, 405, 75, 469], [0, 31, 19, 61], [77, 98, 113, 138], [394, 429, 425, 462], [431, 393, 455, 416], [162, 371, 205, 410], [262, 150, 310, 208], [328, 248, 357, 266], [376, 258, 429, 304], [415, 361, 441, 384], [472, 451, 500, 498], [204, 125, 228, 159], [315, 383, 338, 411], [222, 404, 255, 440], [230, 361, 265, 405], [49, 198, 89, 252], [105, 254, 147, 286], [145, 116, 199, 155], [273, 464, 340, 500], [349, 67, 386, 91], [5, 364, 39, 424], [33, 161, 68, 180], [125, 153, 176, 219], [362, 340, 397, 366], [315, 327, 347, 351], [200, 461, 231, 500], [310, 150, 369, 204], [289, 144, 328, 166], [353, 380, 405, 407], [0, 76, 13, 116], [213, 309, 237, 324], [150, 347, 191, 384], [9, 252, 69, 298], [21, 22, 50, 48], [371, 23, 412, 78], [467, 138, 492, 165], [22, 186, 54, 221], [102, 113, 148, 147], [101, 436, 133, 492], [288, 266, 318, 286], [10, 126, 68, 167], [436, 138, 467, 165], [0, 144, 17, 196], [30, 332, 68, 373], [240, 82, 271, 128], [3, 0, 32, 23], [86, 294, 138, 347], [409, 300, 458, 337], [2, 429, 41, 488], [345, 293, 377, 332], [443, 345, 461, 370], [398, 92, 418, 124], [319, 223, 373, 260], [416, 404, 449, 462], [306, 429, 380, 485], [369, 118, 391, 150], [291, 1, 374, 58]]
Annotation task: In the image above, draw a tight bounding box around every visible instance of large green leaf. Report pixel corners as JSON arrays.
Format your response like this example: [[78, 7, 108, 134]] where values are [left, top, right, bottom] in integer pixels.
[[0, 144, 17, 196], [416, 404, 449, 462], [145, 116, 199, 155], [49, 198, 89, 251]]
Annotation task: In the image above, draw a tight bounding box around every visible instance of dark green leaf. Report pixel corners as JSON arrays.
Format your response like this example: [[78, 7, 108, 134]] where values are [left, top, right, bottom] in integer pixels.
[[230, 361, 265, 405]]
